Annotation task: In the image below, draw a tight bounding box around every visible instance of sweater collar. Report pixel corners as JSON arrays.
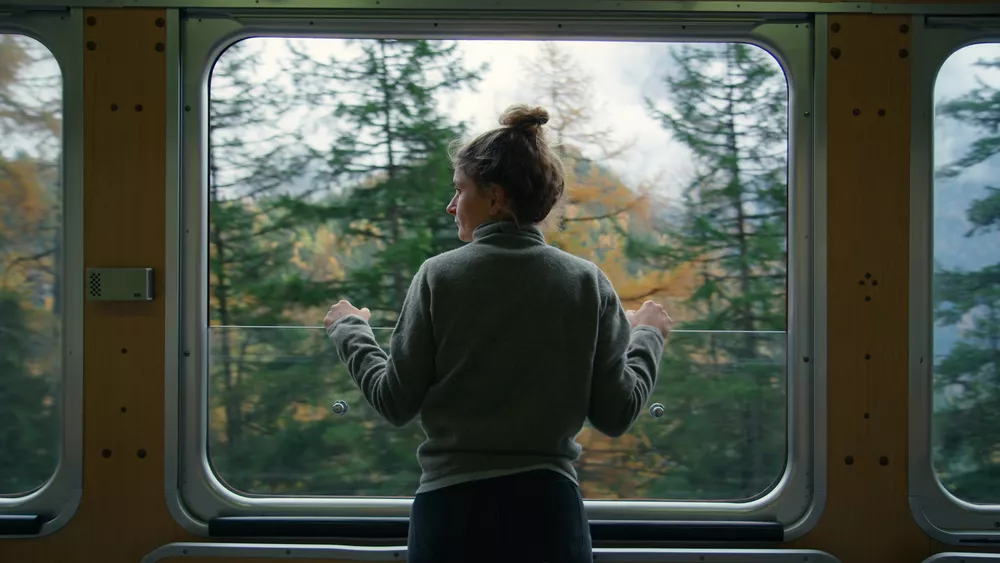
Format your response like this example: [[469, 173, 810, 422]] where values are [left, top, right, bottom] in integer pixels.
[[472, 220, 546, 243]]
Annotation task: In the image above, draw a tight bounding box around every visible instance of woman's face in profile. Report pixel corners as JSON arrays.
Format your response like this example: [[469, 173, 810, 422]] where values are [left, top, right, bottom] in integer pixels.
[[447, 169, 495, 242]]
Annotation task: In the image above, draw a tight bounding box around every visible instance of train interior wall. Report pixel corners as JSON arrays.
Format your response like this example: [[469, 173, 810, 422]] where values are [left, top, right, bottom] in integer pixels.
[[1, 2, 999, 562]]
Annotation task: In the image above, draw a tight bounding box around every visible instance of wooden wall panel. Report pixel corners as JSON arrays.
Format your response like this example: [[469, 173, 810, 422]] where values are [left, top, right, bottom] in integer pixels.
[[0, 8, 193, 563], [785, 13, 931, 562]]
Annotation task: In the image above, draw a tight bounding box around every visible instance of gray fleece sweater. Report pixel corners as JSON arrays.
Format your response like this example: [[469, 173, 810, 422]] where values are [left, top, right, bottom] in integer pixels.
[[327, 220, 665, 494]]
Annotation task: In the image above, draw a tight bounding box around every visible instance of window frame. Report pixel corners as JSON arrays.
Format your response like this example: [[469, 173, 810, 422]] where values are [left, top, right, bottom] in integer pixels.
[[0, 8, 84, 538], [908, 14, 1000, 546], [140, 542, 841, 563], [168, 5, 827, 541], [923, 556, 1000, 563]]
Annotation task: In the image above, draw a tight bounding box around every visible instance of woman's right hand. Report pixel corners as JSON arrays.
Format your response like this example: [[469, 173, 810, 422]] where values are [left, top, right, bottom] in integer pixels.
[[626, 300, 673, 338]]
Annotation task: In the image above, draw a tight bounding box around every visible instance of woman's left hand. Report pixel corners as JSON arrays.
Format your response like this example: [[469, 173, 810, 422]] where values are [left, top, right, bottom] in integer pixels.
[[324, 300, 372, 330]]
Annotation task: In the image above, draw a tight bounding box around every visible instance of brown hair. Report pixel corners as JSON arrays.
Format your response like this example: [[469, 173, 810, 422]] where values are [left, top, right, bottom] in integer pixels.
[[449, 104, 566, 224]]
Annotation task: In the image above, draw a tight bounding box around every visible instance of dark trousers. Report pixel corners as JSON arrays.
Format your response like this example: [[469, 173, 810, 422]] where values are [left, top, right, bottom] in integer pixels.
[[406, 469, 593, 563]]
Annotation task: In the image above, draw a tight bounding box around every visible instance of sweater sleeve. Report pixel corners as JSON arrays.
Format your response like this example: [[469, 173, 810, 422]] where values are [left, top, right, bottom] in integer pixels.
[[327, 264, 436, 427], [588, 269, 665, 438]]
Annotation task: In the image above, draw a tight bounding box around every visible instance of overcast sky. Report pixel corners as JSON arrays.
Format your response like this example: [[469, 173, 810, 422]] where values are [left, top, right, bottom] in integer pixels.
[[232, 37, 791, 203], [432, 39, 698, 195]]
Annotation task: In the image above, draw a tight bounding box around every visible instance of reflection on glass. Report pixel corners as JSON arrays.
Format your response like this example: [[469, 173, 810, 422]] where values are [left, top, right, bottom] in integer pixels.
[[208, 326, 785, 500], [0, 34, 63, 496], [206, 38, 789, 501]]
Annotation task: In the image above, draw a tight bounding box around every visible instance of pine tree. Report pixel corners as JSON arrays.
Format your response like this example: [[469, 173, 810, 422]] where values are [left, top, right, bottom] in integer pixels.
[[518, 43, 701, 498], [624, 43, 788, 498], [519, 43, 645, 241], [208, 38, 485, 496], [931, 55, 1000, 503], [207, 39, 306, 451], [205, 40, 362, 492], [0, 34, 62, 495], [286, 39, 484, 321]]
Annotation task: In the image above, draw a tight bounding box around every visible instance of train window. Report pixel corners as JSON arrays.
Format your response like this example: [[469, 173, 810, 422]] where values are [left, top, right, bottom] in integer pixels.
[[0, 10, 83, 538], [931, 42, 1000, 507], [206, 36, 791, 501], [174, 13, 820, 538], [911, 16, 1000, 544], [0, 33, 62, 498]]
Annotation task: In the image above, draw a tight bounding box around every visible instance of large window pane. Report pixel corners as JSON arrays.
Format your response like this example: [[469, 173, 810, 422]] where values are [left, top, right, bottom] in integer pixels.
[[0, 34, 63, 496], [206, 38, 789, 502], [932, 42, 1000, 505]]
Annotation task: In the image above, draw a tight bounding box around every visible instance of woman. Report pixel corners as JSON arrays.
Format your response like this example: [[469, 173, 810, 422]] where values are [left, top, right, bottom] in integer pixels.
[[324, 104, 672, 562]]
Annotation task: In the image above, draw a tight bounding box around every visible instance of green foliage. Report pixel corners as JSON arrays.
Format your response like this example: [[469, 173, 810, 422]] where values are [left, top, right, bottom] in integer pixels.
[[285, 39, 485, 319], [206, 38, 484, 495], [937, 59, 1000, 180], [932, 53, 1000, 504], [620, 43, 789, 499], [0, 33, 62, 496], [0, 293, 59, 495]]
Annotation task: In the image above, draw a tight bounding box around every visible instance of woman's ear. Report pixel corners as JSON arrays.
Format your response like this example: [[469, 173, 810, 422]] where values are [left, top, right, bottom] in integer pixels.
[[489, 185, 504, 215]]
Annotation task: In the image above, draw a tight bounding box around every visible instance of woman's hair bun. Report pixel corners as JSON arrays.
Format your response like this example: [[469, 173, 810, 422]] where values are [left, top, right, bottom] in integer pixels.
[[499, 104, 549, 132]]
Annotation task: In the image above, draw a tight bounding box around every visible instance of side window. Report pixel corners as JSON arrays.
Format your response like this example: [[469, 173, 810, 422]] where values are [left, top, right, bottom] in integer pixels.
[[204, 37, 790, 501], [932, 43, 1000, 505], [0, 33, 62, 498], [0, 15, 81, 539], [177, 16, 817, 537], [910, 23, 1000, 543]]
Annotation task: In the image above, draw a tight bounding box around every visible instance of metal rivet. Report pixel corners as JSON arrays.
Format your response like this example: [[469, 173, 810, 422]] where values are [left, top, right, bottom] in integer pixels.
[[872, 280, 878, 286], [111, 103, 118, 111], [830, 47, 841, 60], [865, 354, 871, 360], [803, 356, 810, 363], [865, 273, 871, 278], [120, 407, 127, 413], [137, 449, 147, 459], [899, 49, 909, 58], [831, 22, 840, 32], [102, 449, 112, 458], [155, 42, 164, 52], [865, 296, 871, 302], [878, 109, 886, 117], [879, 456, 889, 466], [86, 16, 97, 25], [121, 348, 127, 354], [86, 41, 97, 51], [135, 104, 143, 112], [845, 455, 854, 465], [900, 24, 909, 33], [864, 413, 870, 419], [156, 17, 165, 27], [853, 108, 860, 116]]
